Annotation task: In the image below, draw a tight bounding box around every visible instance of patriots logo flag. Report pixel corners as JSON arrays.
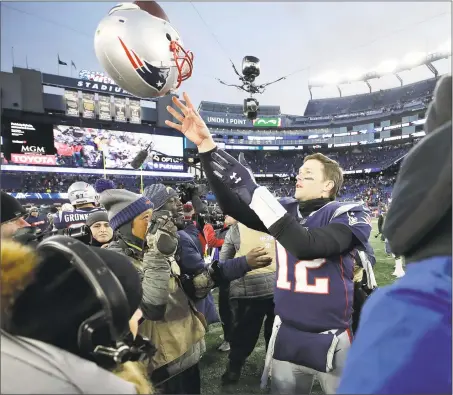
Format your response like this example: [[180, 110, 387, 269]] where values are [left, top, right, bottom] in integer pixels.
[[118, 37, 170, 92]]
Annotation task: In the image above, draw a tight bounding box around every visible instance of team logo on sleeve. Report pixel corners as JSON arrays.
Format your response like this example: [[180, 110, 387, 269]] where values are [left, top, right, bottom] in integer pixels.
[[347, 211, 358, 226], [347, 211, 372, 226]]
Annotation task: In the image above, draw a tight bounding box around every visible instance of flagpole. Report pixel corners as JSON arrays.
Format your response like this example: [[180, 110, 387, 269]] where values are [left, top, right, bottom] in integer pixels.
[[103, 150, 107, 179], [11, 47, 15, 67], [26, 55, 29, 69], [140, 165, 144, 194]]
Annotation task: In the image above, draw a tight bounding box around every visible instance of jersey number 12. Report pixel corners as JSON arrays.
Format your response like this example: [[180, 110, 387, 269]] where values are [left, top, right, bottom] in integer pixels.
[[276, 242, 329, 294]]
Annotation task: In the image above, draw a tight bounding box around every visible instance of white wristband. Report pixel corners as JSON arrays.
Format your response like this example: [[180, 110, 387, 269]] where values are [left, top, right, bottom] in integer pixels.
[[249, 186, 287, 229]]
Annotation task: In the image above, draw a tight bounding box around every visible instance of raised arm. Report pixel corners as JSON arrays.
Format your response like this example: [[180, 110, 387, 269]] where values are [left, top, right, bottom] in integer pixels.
[[164, 92, 267, 233]]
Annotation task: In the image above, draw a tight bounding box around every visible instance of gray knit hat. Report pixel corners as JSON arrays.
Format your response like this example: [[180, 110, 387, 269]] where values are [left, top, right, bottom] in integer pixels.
[[86, 210, 109, 227], [94, 179, 153, 231], [143, 184, 178, 211]]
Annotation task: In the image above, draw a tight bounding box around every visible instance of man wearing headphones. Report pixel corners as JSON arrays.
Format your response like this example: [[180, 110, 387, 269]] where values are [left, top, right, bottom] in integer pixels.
[[1, 236, 155, 394]]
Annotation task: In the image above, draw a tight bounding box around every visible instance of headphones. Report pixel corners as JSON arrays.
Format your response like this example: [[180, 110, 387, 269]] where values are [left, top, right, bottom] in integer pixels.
[[36, 236, 156, 368]]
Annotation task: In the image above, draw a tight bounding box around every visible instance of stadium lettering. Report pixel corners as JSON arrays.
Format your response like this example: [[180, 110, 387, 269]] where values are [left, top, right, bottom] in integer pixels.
[[64, 213, 89, 222], [207, 116, 225, 123], [10, 154, 56, 165], [79, 69, 116, 85], [152, 162, 184, 171], [77, 80, 126, 94], [206, 116, 247, 125], [21, 146, 45, 154], [13, 193, 30, 199]]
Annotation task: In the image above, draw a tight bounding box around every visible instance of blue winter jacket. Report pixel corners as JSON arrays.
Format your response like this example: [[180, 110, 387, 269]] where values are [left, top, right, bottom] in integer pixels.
[[177, 230, 250, 324], [338, 256, 452, 394]]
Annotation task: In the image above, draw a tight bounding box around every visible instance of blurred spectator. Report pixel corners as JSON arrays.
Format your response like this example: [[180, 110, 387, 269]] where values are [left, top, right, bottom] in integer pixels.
[[1, 192, 30, 239]]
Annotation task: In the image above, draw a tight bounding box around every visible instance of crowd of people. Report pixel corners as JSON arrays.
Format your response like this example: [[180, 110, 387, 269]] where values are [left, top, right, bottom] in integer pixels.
[[228, 143, 412, 175], [1, 75, 451, 395], [2, 143, 409, 209]]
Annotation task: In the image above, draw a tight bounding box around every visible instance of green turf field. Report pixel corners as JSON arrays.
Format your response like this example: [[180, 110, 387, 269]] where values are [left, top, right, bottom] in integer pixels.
[[200, 219, 396, 394]]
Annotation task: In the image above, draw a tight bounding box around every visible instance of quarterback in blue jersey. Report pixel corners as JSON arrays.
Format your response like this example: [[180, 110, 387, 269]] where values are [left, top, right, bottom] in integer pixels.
[[53, 181, 106, 230], [165, 93, 374, 394]]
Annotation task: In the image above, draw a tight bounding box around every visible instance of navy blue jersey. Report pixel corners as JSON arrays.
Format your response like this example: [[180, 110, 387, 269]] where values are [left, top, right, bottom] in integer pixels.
[[26, 215, 50, 233], [53, 207, 106, 230], [274, 200, 372, 333]]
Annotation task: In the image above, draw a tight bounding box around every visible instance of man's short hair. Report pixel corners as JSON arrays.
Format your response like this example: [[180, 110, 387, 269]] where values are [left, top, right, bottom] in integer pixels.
[[304, 153, 344, 197]]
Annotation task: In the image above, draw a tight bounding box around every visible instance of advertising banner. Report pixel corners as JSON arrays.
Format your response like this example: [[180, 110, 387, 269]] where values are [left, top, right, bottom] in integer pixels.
[[114, 97, 127, 122], [252, 117, 282, 128], [8, 192, 68, 200], [200, 111, 253, 127], [98, 95, 112, 121], [129, 99, 141, 124], [82, 92, 95, 119], [64, 90, 79, 117], [10, 154, 57, 166]]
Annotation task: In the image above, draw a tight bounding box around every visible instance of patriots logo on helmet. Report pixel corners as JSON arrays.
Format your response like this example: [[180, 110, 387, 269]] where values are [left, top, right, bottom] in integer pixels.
[[118, 37, 170, 92]]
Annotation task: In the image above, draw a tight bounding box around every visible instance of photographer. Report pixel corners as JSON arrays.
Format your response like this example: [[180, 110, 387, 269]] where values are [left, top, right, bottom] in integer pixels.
[[1, 192, 30, 239], [86, 211, 115, 247], [182, 203, 205, 256], [96, 180, 206, 394], [143, 183, 272, 393], [179, 183, 208, 254], [1, 237, 154, 394]]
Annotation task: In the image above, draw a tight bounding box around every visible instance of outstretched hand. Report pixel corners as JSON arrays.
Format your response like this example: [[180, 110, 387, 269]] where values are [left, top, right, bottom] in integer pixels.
[[211, 150, 260, 205], [165, 92, 216, 153]]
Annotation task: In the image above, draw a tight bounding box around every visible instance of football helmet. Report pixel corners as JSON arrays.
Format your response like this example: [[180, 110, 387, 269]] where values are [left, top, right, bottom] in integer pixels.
[[94, 2, 194, 98], [68, 182, 98, 206]]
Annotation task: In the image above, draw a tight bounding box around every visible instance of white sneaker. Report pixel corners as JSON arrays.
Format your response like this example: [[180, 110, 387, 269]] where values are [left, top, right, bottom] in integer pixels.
[[217, 341, 230, 352]]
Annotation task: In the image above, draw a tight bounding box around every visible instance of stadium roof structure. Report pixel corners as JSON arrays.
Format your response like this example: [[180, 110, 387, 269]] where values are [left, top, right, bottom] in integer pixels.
[[308, 42, 451, 98]]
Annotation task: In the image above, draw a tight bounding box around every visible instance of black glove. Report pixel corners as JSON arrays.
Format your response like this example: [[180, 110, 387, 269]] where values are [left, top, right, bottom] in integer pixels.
[[211, 150, 259, 205], [146, 211, 179, 256]]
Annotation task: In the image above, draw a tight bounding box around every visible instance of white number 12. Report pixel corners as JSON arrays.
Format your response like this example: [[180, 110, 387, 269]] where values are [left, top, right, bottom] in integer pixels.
[[276, 242, 329, 294]]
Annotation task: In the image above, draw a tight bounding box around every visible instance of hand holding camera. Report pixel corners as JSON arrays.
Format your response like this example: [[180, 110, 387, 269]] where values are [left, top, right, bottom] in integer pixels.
[[146, 210, 179, 256]]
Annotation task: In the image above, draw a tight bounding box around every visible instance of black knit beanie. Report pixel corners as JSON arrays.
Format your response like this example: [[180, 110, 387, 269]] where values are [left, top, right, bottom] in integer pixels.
[[1, 192, 26, 223]]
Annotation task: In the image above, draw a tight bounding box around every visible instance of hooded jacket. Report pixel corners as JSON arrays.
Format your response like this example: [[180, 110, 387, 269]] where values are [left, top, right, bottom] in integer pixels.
[[1, 331, 137, 394], [338, 75, 452, 394]]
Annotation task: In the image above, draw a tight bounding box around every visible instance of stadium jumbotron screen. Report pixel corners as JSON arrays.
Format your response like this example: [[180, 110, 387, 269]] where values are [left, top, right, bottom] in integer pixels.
[[1, 121, 184, 172]]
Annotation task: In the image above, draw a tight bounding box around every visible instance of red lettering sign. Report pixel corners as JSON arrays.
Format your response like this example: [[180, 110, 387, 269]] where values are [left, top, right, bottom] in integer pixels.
[[10, 154, 57, 166]]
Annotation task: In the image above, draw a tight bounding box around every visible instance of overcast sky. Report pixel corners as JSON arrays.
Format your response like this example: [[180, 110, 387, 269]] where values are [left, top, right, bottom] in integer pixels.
[[1, 1, 451, 114]]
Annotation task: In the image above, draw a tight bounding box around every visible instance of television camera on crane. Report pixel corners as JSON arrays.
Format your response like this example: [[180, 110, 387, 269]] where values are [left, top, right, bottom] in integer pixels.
[[216, 56, 286, 120]]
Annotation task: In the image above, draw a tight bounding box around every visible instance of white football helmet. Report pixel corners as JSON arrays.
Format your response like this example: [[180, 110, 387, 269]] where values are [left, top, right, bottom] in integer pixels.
[[61, 203, 75, 212], [67, 182, 98, 206], [94, 2, 194, 98]]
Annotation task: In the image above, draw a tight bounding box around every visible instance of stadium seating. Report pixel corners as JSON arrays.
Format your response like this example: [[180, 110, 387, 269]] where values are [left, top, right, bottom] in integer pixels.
[[304, 78, 436, 117]]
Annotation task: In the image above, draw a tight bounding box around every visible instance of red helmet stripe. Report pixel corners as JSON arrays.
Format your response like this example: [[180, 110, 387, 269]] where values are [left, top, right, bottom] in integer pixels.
[[118, 37, 138, 69], [131, 50, 144, 68]]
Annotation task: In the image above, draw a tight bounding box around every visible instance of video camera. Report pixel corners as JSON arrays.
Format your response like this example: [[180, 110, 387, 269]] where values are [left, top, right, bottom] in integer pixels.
[[176, 183, 209, 204], [62, 224, 92, 245], [244, 97, 259, 120], [206, 207, 225, 230], [242, 56, 260, 83], [13, 223, 93, 248]]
